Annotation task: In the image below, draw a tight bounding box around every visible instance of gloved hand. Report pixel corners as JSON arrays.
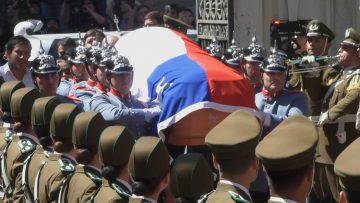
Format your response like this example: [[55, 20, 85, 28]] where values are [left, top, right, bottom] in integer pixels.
[[300, 55, 320, 78], [301, 55, 317, 64], [318, 111, 330, 127], [259, 111, 271, 127], [144, 106, 161, 122]]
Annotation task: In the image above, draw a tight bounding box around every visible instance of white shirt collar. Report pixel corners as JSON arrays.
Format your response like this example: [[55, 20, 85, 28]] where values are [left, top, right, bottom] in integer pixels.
[[269, 196, 298, 203], [219, 179, 252, 201], [343, 65, 358, 75], [0, 62, 35, 87], [131, 194, 157, 203]]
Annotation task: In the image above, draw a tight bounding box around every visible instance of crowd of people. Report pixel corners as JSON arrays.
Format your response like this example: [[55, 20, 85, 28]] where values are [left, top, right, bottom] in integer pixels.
[[0, 4, 359, 203]]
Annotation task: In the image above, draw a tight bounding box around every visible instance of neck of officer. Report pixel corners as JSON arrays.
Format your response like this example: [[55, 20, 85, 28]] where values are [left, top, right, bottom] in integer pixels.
[[271, 189, 306, 203], [220, 171, 254, 190], [117, 163, 131, 183], [271, 176, 310, 203], [88, 153, 102, 169]]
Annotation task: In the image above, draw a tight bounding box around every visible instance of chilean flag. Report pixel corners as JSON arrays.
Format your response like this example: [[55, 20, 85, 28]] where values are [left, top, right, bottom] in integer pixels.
[[115, 27, 257, 139]]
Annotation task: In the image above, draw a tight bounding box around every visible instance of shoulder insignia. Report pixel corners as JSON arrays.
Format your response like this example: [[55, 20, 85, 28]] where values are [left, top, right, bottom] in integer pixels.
[[4, 130, 15, 142], [17, 139, 36, 153], [58, 158, 75, 173], [198, 190, 214, 203], [111, 183, 130, 198], [43, 150, 51, 158], [347, 73, 360, 91], [228, 191, 250, 203], [85, 171, 102, 183]]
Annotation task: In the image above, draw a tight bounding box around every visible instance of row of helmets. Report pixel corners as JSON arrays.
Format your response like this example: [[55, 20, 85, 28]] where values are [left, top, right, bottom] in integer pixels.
[[31, 33, 133, 75], [205, 35, 287, 72]]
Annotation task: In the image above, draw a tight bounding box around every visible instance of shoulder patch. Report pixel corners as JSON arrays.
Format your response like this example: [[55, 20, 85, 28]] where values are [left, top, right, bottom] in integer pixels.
[[198, 190, 214, 203], [347, 73, 360, 91], [4, 130, 15, 142], [58, 158, 75, 173], [111, 183, 130, 198], [17, 139, 36, 153], [228, 191, 250, 203], [85, 171, 102, 183]]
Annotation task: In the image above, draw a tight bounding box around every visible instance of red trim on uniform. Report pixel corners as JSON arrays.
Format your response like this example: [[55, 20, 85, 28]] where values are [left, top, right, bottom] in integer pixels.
[[86, 79, 97, 87], [65, 95, 82, 101], [96, 83, 108, 94], [262, 88, 284, 98], [110, 88, 130, 100], [71, 78, 79, 84]]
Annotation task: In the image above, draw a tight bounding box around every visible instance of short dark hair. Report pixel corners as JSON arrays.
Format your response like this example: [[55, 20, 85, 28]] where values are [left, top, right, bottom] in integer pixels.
[[132, 170, 169, 197], [5, 36, 31, 53], [57, 38, 76, 49], [83, 28, 105, 44], [266, 163, 313, 192], [144, 11, 163, 25]]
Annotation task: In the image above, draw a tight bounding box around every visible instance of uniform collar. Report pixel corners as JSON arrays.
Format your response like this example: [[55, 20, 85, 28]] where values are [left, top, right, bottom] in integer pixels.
[[262, 88, 284, 99], [17, 132, 40, 144], [269, 196, 298, 203], [110, 88, 131, 100], [342, 65, 360, 75], [86, 79, 97, 87], [218, 179, 252, 201], [116, 178, 132, 193], [96, 83, 108, 93], [131, 194, 157, 203]]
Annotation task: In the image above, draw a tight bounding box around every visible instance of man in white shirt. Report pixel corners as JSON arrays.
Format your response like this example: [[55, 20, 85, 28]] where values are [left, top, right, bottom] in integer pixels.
[[0, 35, 34, 87]]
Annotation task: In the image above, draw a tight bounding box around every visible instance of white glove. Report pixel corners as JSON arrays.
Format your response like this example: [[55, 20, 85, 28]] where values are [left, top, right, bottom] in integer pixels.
[[302, 55, 316, 64], [318, 111, 330, 127], [144, 106, 161, 122], [259, 111, 271, 127]]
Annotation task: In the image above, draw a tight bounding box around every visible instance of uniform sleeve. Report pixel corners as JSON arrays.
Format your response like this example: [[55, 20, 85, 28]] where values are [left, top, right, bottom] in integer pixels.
[[269, 93, 309, 128], [89, 95, 146, 123], [328, 89, 360, 120]]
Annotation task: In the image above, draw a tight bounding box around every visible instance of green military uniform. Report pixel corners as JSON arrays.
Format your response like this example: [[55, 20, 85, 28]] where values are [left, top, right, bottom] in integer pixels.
[[0, 81, 24, 201], [334, 137, 360, 200], [92, 125, 135, 203], [170, 153, 214, 202], [288, 20, 340, 116], [315, 27, 360, 202], [204, 109, 261, 203], [13, 96, 61, 202], [58, 111, 107, 203], [255, 115, 318, 203], [35, 103, 80, 203], [128, 136, 170, 203], [1, 88, 41, 202]]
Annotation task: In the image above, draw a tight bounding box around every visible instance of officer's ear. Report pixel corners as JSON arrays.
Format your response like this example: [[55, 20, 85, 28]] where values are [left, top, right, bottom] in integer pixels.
[[339, 191, 347, 203], [212, 155, 220, 170]]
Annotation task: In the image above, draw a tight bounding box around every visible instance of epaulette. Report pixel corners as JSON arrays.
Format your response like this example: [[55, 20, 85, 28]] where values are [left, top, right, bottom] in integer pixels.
[[43, 150, 51, 158], [111, 183, 130, 198], [4, 130, 15, 142], [58, 158, 75, 173], [198, 190, 214, 203], [347, 72, 360, 91], [228, 191, 250, 203], [85, 171, 102, 184], [17, 138, 36, 153], [73, 85, 97, 93]]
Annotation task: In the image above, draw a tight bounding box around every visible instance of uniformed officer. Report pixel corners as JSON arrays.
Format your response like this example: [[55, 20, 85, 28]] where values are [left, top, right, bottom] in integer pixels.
[[334, 137, 360, 203], [35, 103, 81, 203], [204, 109, 261, 203], [170, 153, 214, 203], [256, 46, 309, 132], [128, 136, 170, 203], [13, 96, 61, 202], [92, 125, 135, 203], [68, 41, 113, 111], [288, 19, 340, 116], [89, 54, 161, 139], [1, 88, 41, 202], [241, 35, 266, 92], [205, 37, 224, 61], [255, 115, 319, 203], [58, 111, 107, 203], [57, 38, 89, 96], [0, 80, 24, 201], [223, 38, 242, 70], [163, 14, 192, 34], [313, 27, 360, 203]]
